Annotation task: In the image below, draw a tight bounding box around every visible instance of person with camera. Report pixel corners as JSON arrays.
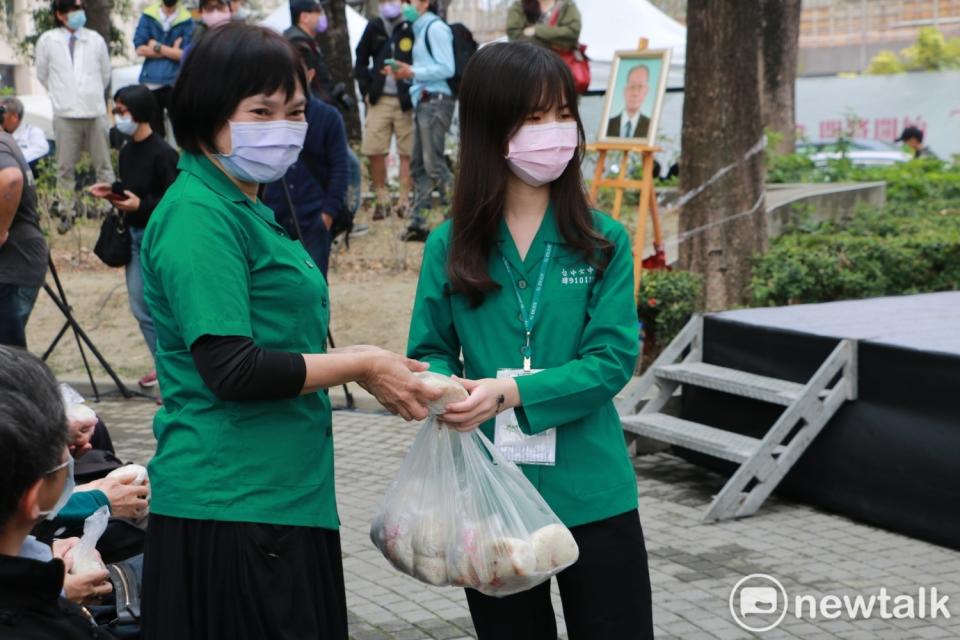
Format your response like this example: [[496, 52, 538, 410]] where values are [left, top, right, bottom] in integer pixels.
[[89, 85, 178, 387], [263, 59, 350, 277], [0, 114, 47, 349]]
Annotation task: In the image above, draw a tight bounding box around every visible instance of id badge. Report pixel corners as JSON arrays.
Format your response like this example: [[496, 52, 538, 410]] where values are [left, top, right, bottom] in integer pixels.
[[494, 368, 557, 466]]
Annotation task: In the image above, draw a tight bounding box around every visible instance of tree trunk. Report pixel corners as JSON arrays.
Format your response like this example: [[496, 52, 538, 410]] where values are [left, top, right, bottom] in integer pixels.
[[679, 0, 767, 312], [320, 0, 362, 142], [760, 0, 801, 154], [85, 0, 113, 53]]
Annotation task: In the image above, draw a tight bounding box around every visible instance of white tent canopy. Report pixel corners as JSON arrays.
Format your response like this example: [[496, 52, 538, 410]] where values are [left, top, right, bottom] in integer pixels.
[[578, 0, 686, 91]]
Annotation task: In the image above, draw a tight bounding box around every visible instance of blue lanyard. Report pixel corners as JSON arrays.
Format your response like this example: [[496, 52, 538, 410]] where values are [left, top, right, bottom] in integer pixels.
[[500, 243, 554, 371]]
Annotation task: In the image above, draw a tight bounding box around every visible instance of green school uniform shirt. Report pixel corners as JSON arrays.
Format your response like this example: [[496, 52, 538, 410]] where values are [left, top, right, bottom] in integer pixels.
[[141, 152, 337, 529], [407, 206, 640, 528]]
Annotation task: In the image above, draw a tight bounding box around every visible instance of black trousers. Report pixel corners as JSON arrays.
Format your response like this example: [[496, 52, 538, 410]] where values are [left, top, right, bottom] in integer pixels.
[[141, 514, 348, 640], [465, 509, 654, 640], [150, 87, 172, 140]]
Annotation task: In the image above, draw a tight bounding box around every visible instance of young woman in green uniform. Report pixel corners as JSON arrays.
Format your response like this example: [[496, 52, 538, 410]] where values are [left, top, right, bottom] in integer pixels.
[[138, 25, 440, 640], [407, 42, 654, 639]]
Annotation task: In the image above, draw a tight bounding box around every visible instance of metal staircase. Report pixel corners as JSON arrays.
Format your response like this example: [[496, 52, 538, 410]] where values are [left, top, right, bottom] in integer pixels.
[[617, 315, 858, 522]]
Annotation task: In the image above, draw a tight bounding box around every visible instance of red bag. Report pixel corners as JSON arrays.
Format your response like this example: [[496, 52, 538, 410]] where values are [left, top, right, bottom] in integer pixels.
[[547, 5, 591, 94], [553, 45, 591, 94]]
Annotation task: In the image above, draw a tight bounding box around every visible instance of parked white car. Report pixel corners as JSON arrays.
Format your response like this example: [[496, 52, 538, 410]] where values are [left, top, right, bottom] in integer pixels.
[[797, 138, 912, 167]]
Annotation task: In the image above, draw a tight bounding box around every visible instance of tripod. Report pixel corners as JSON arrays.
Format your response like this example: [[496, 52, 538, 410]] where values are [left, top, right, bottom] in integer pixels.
[[41, 255, 150, 401]]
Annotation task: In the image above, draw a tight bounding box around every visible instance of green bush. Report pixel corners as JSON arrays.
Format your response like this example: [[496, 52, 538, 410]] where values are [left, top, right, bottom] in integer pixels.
[[749, 209, 960, 306], [637, 269, 702, 347]]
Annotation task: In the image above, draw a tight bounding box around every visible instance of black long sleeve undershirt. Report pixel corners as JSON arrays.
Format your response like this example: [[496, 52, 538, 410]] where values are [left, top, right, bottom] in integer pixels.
[[190, 335, 307, 401]]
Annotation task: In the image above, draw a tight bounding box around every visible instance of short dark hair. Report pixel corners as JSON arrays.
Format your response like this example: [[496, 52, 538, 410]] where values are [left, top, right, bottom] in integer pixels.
[[51, 0, 82, 26], [170, 23, 308, 154], [114, 84, 157, 125], [0, 347, 68, 529]]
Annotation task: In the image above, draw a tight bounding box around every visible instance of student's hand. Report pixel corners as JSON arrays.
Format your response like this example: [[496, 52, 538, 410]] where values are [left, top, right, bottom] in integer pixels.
[[440, 376, 520, 432], [322, 212, 333, 230], [173, 37, 183, 50], [358, 351, 443, 421], [114, 191, 140, 213], [67, 412, 96, 458], [63, 568, 112, 604], [392, 61, 414, 81], [95, 476, 150, 520], [523, 26, 536, 37], [88, 182, 112, 198], [52, 537, 81, 561]]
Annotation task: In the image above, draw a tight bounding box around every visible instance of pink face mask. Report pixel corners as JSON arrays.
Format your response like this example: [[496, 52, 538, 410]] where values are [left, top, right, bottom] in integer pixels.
[[505, 121, 579, 187], [201, 8, 231, 27]]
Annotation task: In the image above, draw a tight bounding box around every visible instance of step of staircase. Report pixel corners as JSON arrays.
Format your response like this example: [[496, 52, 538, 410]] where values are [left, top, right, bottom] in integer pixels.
[[620, 412, 763, 464], [655, 362, 806, 406]]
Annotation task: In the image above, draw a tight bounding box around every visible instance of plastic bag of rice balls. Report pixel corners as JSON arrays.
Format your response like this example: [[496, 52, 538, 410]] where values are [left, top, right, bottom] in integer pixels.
[[370, 373, 579, 596]]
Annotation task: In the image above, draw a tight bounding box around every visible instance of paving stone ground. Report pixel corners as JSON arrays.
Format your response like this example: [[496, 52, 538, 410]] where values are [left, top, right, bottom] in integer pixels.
[[97, 397, 960, 640]]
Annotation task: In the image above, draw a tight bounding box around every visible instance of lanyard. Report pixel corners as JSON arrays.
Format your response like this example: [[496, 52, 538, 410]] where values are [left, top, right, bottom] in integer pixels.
[[500, 243, 553, 371]]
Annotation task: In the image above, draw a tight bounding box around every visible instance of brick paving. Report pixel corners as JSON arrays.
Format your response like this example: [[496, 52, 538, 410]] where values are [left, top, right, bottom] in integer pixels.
[[97, 397, 959, 639]]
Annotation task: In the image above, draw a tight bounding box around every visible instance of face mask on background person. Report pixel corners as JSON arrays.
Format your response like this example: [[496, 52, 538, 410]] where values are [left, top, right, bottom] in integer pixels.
[[316, 13, 328, 33], [505, 121, 579, 187], [39, 457, 75, 521], [202, 7, 232, 27], [115, 115, 138, 137], [66, 9, 86, 30], [380, 1, 402, 20], [216, 119, 309, 184], [401, 3, 419, 23]]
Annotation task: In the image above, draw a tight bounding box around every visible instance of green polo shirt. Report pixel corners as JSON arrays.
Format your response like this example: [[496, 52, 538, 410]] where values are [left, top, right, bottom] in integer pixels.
[[407, 206, 640, 528], [141, 153, 337, 529]]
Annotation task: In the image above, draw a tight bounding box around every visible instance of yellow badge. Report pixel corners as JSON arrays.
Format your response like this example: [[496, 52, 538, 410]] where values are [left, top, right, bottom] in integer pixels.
[[399, 37, 413, 53]]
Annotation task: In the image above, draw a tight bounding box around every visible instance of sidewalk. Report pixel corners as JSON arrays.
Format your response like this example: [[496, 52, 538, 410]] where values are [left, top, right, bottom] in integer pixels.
[[98, 398, 960, 640]]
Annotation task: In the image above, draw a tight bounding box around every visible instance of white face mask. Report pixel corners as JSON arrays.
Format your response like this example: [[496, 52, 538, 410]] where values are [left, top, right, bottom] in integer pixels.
[[115, 114, 138, 136], [39, 456, 75, 521], [215, 119, 308, 184]]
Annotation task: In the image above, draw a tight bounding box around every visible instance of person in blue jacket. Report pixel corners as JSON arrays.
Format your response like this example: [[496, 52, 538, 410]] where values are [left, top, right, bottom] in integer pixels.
[[133, 0, 193, 139], [263, 95, 349, 277]]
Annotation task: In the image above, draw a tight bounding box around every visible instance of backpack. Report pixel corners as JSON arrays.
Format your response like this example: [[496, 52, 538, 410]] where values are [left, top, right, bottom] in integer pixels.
[[424, 19, 478, 97]]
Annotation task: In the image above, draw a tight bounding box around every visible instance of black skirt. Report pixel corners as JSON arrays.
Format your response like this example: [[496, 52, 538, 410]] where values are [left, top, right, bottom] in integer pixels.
[[141, 514, 348, 640]]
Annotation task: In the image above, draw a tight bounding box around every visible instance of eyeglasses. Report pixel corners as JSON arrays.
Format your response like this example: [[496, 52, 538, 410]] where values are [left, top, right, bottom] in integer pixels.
[[44, 457, 71, 476]]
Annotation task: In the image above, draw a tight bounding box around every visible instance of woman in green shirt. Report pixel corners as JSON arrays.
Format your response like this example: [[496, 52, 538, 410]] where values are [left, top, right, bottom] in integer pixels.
[[139, 24, 440, 640], [506, 0, 581, 51], [407, 42, 653, 639]]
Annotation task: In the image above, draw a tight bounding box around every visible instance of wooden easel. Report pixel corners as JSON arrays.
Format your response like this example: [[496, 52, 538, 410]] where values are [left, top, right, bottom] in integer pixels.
[[587, 39, 666, 294]]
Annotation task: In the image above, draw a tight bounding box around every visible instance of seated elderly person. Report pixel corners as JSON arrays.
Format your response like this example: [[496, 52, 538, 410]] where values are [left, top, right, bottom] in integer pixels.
[[0, 346, 118, 638], [0, 97, 51, 176]]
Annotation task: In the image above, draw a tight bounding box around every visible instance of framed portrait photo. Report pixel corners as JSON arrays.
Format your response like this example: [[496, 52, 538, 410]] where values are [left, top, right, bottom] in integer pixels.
[[598, 48, 672, 145]]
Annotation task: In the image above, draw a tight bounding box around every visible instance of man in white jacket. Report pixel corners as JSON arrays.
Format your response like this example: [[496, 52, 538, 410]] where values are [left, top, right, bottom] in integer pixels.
[[0, 97, 51, 171], [35, 0, 115, 214]]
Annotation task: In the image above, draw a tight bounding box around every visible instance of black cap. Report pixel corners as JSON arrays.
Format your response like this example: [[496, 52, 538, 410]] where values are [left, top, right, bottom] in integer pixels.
[[289, 0, 325, 13], [895, 125, 923, 143]]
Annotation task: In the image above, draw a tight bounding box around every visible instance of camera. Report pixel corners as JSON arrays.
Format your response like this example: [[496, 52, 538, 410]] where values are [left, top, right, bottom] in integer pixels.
[[331, 82, 356, 112]]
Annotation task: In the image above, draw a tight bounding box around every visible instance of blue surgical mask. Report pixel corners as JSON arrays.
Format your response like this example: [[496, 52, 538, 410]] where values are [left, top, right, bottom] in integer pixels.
[[66, 9, 86, 31], [39, 457, 75, 521], [380, 1, 402, 20], [216, 119, 309, 184], [115, 115, 138, 136], [316, 14, 328, 33]]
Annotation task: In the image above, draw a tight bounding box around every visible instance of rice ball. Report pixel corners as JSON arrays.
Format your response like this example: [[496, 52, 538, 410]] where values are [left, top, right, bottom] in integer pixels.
[[529, 524, 579, 572], [415, 372, 469, 415]]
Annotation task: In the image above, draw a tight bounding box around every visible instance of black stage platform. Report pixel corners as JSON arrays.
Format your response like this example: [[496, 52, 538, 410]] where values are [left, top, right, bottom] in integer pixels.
[[679, 292, 960, 550]]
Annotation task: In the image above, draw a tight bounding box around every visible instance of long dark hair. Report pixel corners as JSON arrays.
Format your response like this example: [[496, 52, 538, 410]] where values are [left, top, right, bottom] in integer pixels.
[[448, 41, 612, 307]]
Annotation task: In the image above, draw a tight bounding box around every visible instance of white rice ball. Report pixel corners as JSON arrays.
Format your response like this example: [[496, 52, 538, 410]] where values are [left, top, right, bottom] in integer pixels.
[[411, 513, 448, 558], [106, 464, 149, 486], [529, 524, 579, 572], [413, 554, 448, 586], [415, 372, 469, 415], [487, 537, 536, 582]]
